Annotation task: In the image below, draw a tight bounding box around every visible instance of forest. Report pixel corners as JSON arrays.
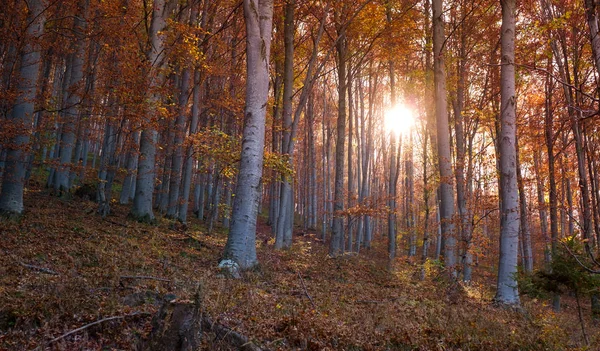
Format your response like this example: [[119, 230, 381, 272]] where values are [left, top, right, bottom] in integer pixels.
[[1, 0, 600, 349]]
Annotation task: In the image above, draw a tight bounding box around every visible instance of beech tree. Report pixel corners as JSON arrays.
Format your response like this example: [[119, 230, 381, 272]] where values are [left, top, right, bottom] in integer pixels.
[[432, 0, 457, 275], [0, 0, 47, 216], [130, 0, 171, 222], [495, 0, 520, 306], [221, 0, 274, 271]]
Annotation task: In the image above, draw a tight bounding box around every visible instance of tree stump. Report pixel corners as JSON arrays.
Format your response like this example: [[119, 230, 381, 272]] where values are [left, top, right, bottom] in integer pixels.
[[143, 299, 202, 351]]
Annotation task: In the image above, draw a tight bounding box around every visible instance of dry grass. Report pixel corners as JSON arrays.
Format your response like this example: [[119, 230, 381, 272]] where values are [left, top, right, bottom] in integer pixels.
[[0, 184, 598, 350]]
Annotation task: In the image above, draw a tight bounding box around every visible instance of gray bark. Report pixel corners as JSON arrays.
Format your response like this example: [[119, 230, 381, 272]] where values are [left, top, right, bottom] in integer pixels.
[[421, 0, 433, 265], [321, 89, 329, 241], [221, 0, 274, 270], [386, 1, 398, 264], [516, 136, 533, 273], [330, 11, 347, 256], [533, 150, 551, 264], [495, 0, 520, 305], [433, 0, 457, 274], [131, 0, 170, 222], [307, 92, 318, 230], [179, 69, 201, 223], [346, 68, 355, 252], [120, 131, 140, 204], [194, 172, 206, 220], [53, 0, 88, 194], [275, 0, 295, 250], [451, 29, 473, 280], [167, 67, 191, 218], [98, 117, 117, 217], [0, 0, 46, 216], [406, 132, 416, 257], [180, 0, 208, 223]]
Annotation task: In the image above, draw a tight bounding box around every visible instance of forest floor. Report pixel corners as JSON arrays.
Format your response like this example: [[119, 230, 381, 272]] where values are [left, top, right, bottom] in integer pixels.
[[1, 180, 599, 350]]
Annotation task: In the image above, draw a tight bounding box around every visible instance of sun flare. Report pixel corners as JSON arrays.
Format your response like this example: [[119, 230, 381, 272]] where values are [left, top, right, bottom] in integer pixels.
[[385, 105, 414, 136]]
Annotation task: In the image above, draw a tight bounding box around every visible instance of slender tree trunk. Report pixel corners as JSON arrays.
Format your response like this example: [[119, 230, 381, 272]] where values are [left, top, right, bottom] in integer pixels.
[[533, 150, 551, 264], [516, 136, 533, 273], [406, 131, 416, 258], [421, 0, 434, 267], [321, 90, 328, 240], [347, 67, 355, 252], [98, 115, 117, 217], [307, 92, 318, 230], [330, 9, 347, 256], [269, 52, 282, 231], [131, 0, 170, 222], [120, 131, 140, 204], [167, 67, 191, 218], [495, 0, 520, 305], [275, 0, 295, 250], [53, 0, 87, 194], [178, 69, 201, 223], [433, 0, 457, 275], [584, 0, 600, 79]]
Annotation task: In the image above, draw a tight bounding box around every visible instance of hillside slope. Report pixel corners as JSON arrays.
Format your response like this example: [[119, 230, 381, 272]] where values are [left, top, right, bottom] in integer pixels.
[[0, 185, 598, 350]]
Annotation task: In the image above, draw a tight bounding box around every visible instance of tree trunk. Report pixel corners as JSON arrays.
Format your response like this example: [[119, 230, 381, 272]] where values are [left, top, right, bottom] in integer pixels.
[[495, 0, 520, 306], [166, 68, 191, 218], [179, 70, 201, 223], [347, 67, 355, 252], [221, 0, 274, 271], [330, 12, 347, 256], [53, 0, 87, 194], [275, 0, 295, 250], [0, 0, 46, 216], [120, 131, 140, 204], [516, 136, 533, 273], [433, 0, 457, 275], [131, 0, 170, 222], [533, 150, 551, 264], [584, 0, 600, 79]]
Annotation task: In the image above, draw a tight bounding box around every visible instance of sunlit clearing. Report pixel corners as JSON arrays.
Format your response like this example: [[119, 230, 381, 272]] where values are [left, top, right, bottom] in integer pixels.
[[384, 105, 414, 135]]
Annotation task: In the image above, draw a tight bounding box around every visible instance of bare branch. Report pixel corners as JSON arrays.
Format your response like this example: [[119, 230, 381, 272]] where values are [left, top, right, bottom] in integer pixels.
[[19, 262, 58, 275]]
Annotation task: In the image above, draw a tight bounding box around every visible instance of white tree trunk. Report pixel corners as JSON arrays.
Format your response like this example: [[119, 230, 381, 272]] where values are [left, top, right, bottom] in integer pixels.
[[495, 0, 520, 306], [221, 0, 273, 270]]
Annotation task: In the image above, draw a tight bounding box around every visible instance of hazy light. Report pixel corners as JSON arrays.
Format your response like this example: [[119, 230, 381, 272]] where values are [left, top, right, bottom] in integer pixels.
[[384, 104, 414, 135]]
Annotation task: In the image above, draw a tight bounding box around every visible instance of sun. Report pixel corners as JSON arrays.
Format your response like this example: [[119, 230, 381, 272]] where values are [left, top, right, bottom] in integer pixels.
[[384, 104, 415, 136]]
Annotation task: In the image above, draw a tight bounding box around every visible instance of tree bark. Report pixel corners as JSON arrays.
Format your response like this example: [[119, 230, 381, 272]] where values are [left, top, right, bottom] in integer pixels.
[[433, 0, 457, 275], [131, 0, 170, 222], [275, 0, 295, 250], [495, 0, 520, 306], [52, 0, 88, 194], [0, 0, 46, 216], [516, 136, 533, 273], [221, 0, 274, 270], [330, 10, 347, 257]]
